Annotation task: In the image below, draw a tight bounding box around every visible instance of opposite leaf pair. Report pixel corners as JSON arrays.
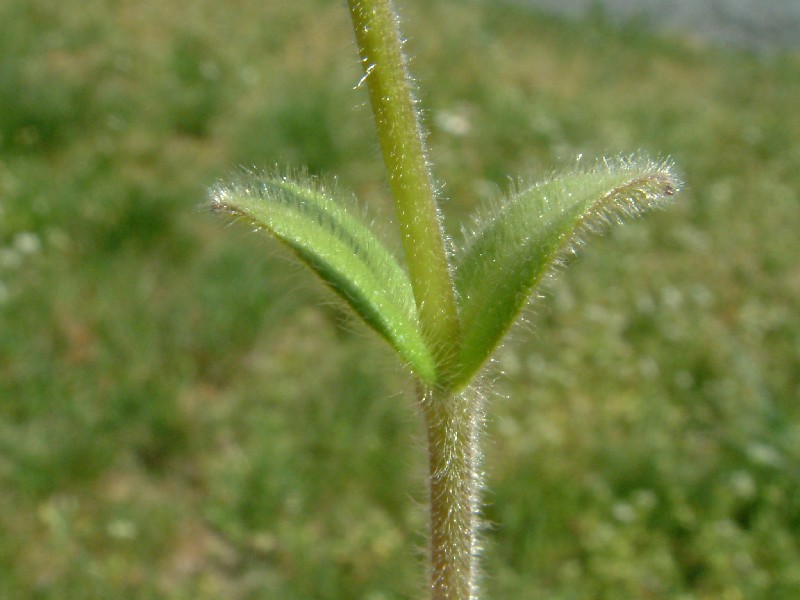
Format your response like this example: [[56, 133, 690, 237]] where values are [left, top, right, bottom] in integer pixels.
[[210, 157, 678, 392]]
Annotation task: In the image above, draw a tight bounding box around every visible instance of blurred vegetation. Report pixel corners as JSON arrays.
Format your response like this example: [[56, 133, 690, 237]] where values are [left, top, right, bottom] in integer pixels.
[[1, 0, 798, 598]]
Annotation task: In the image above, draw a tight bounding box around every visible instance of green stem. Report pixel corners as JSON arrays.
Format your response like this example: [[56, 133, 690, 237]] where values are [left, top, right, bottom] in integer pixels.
[[421, 385, 483, 600], [347, 2, 481, 598], [347, 0, 461, 382]]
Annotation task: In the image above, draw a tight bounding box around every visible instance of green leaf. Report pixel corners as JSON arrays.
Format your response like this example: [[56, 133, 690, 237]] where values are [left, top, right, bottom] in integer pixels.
[[210, 171, 438, 385], [452, 157, 679, 388]]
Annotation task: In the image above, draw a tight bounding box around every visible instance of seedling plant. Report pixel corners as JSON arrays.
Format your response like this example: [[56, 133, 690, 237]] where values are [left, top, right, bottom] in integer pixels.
[[210, 0, 679, 598]]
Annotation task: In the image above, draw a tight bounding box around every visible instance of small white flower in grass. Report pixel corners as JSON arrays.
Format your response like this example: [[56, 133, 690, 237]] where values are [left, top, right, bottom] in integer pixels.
[[14, 232, 41, 255], [435, 108, 471, 136]]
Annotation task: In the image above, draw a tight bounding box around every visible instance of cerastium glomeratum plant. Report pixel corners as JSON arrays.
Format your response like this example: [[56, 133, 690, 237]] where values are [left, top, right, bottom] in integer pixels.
[[209, 1, 680, 598]]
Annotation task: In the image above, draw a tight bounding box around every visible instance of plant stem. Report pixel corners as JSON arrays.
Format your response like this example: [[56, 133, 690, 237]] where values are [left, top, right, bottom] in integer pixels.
[[347, 2, 481, 597], [421, 385, 483, 600], [347, 0, 461, 381]]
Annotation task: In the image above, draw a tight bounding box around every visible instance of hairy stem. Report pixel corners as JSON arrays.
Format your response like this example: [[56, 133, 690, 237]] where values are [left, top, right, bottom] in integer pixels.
[[348, 2, 481, 597], [420, 385, 483, 600], [347, 0, 461, 380]]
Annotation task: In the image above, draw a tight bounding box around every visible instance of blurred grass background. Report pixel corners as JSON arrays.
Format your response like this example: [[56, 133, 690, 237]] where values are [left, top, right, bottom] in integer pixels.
[[1, 0, 799, 598]]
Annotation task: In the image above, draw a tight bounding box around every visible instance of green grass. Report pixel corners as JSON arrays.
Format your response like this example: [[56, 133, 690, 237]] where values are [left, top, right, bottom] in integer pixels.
[[1, 0, 799, 597]]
